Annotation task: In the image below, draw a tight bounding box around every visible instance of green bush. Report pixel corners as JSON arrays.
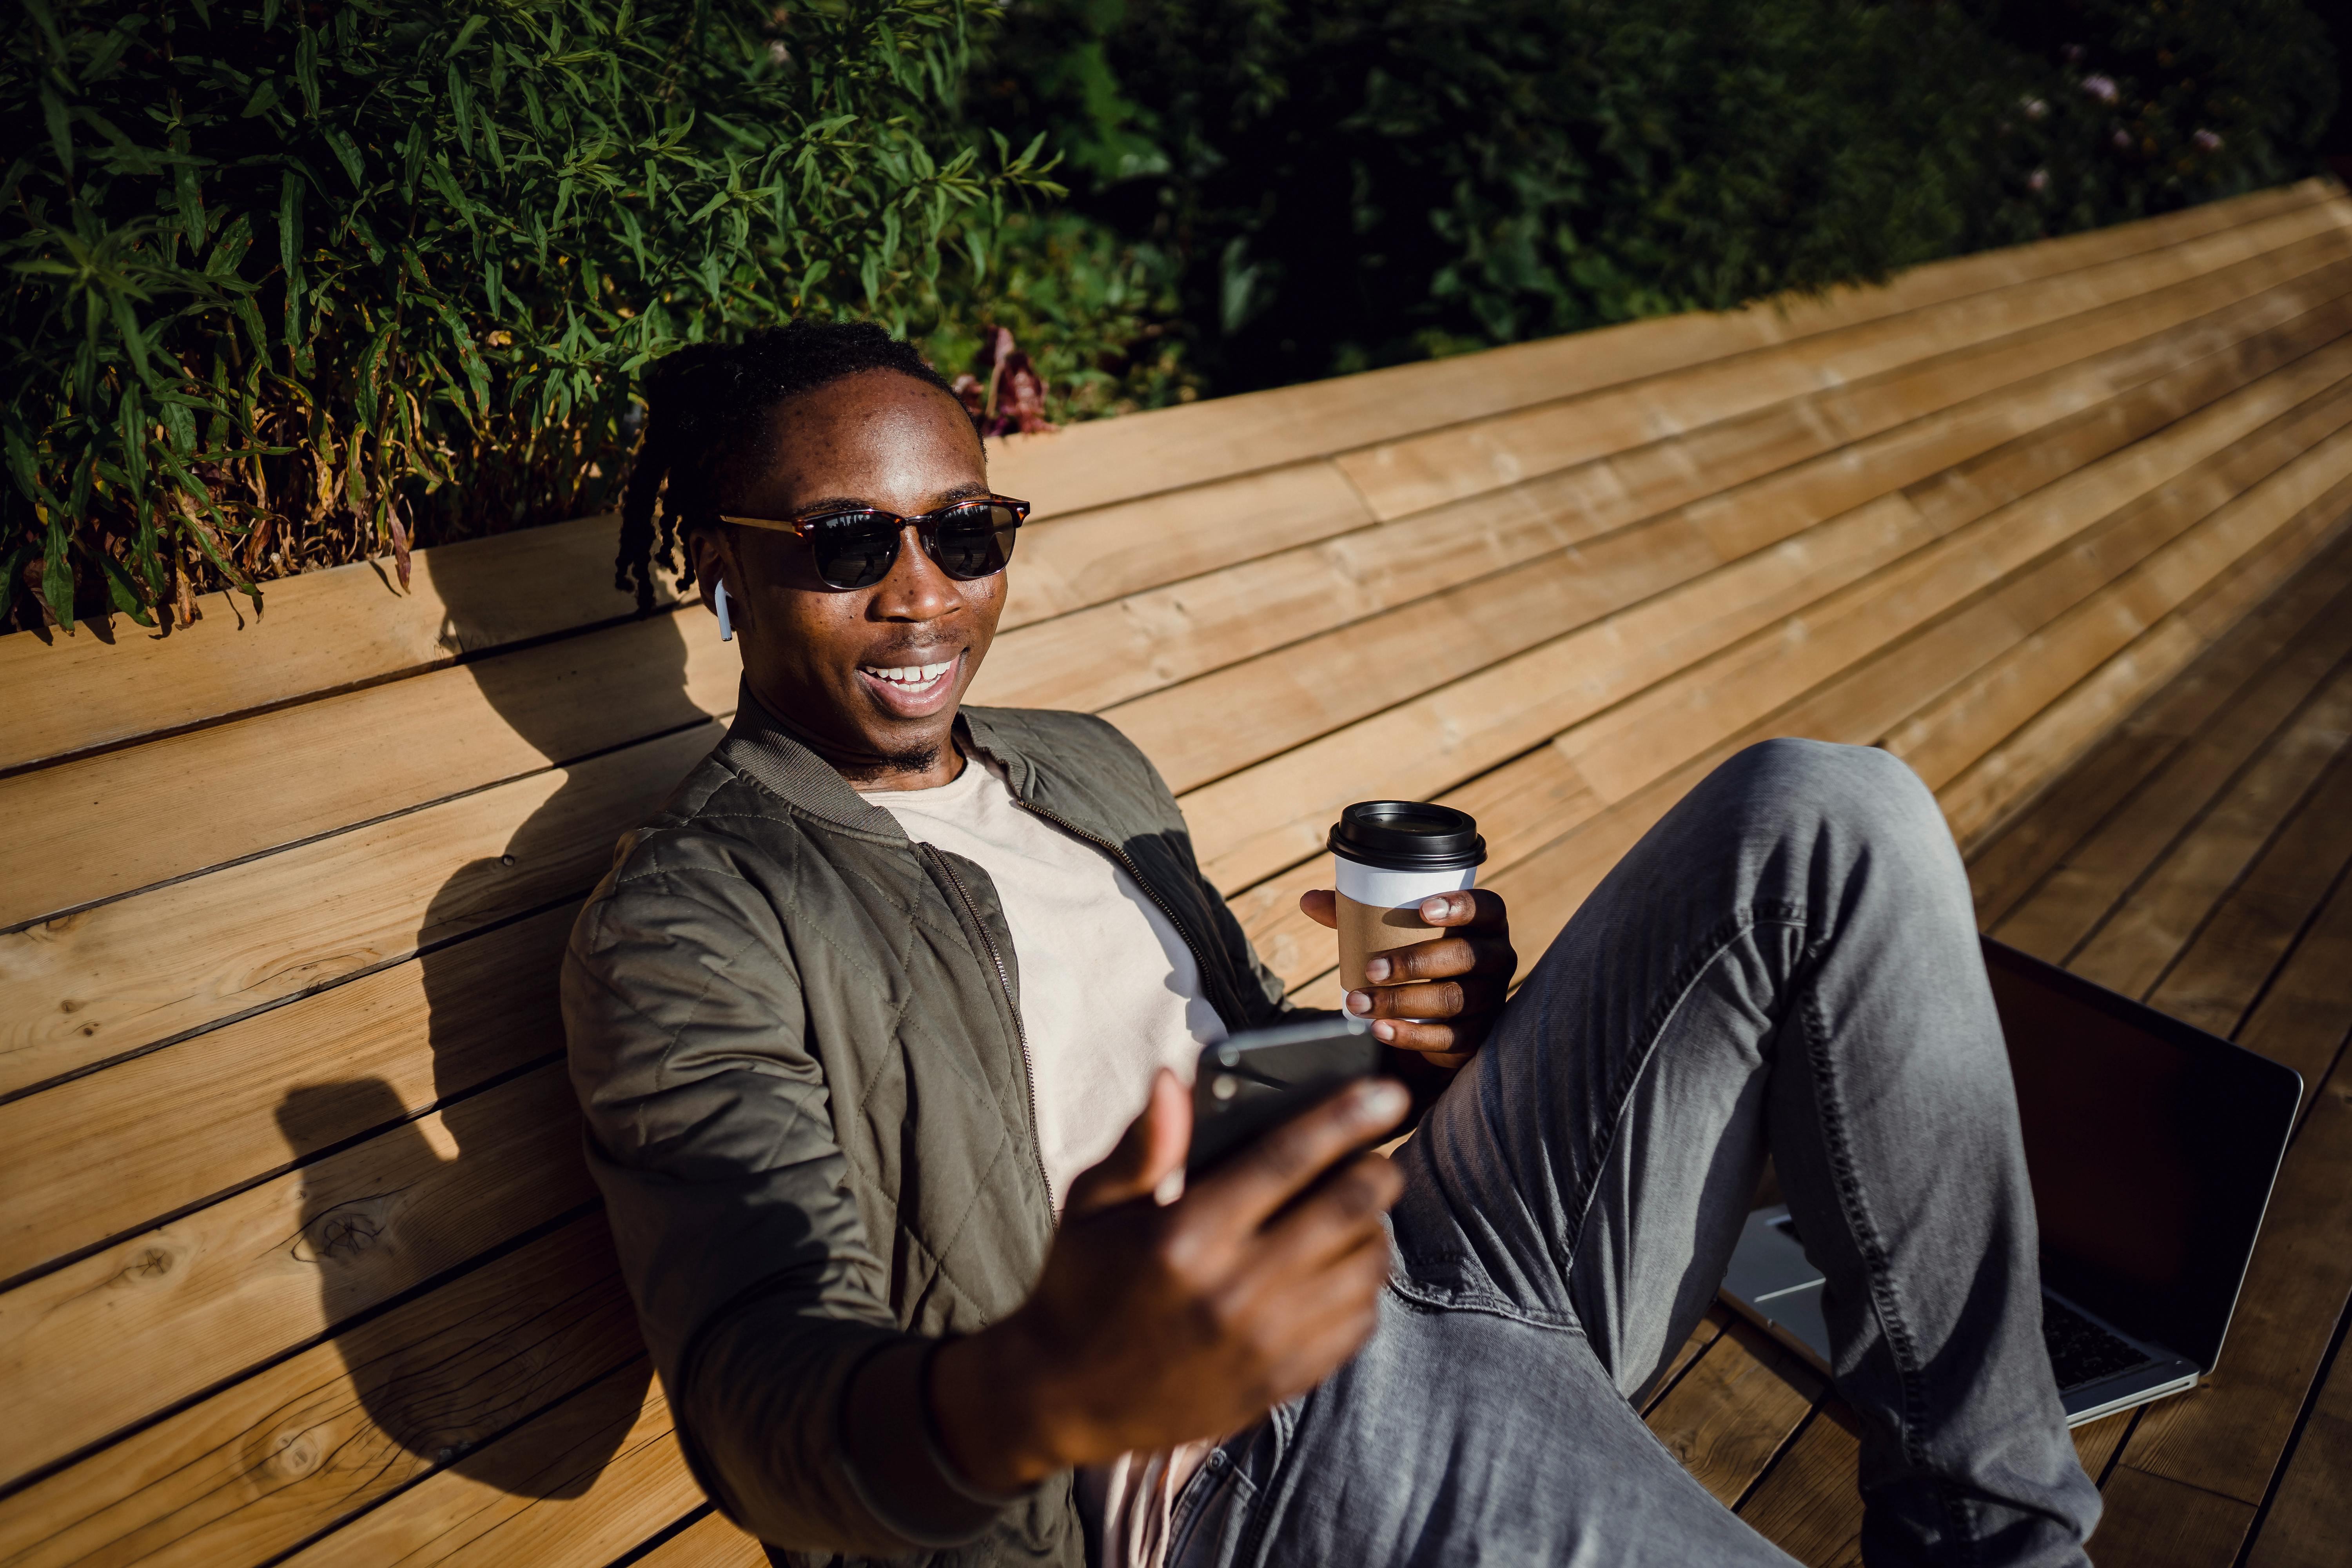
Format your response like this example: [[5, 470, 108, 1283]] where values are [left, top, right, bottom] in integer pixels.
[[2, 0, 1055, 633], [979, 0, 2339, 394]]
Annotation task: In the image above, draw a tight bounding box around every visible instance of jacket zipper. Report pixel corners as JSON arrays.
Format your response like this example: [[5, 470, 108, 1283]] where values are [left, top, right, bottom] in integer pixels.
[[924, 841, 1057, 1212], [1011, 799, 1242, 1034]]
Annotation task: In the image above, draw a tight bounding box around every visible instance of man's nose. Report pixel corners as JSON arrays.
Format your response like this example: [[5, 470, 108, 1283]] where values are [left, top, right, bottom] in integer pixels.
[[868, 523, 962, 619]]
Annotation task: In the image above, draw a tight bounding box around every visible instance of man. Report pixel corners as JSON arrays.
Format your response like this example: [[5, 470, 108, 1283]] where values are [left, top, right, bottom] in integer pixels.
[[567, 321, 2101, 1568]]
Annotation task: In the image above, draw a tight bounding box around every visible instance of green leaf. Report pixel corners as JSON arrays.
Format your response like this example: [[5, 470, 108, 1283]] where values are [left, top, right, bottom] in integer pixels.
[[41, 87, 73, 177], [206, 214, 255, 279], [41, 519, 75, 634], [279, 170, 303, 280], [323, 127, 365, 190], [94, 547, 158, 626], [295, 25, 322, 116]]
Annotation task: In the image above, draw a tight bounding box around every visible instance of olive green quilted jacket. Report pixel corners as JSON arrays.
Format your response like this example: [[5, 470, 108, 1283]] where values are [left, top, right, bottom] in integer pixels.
[[562, 683, 1300, 1566]]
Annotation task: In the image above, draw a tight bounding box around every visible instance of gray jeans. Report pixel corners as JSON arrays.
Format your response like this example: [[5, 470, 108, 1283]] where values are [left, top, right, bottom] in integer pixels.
[[1172, 739, 2102, 1568]]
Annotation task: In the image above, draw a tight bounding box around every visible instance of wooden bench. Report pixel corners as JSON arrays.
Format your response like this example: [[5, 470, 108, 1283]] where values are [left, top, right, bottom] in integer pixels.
[[5, 175, 2351, 1568]]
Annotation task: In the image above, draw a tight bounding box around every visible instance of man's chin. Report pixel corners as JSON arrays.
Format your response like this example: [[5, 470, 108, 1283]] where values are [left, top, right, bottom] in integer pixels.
[[834, 741, 942, 784]]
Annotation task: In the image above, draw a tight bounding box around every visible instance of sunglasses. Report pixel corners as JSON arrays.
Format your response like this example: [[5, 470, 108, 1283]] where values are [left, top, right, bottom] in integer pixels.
[[715, 495, 1029, 592]]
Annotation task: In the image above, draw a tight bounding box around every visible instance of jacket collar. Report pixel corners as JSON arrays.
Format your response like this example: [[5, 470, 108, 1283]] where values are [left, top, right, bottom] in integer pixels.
[[718, 679, 1045, 838]]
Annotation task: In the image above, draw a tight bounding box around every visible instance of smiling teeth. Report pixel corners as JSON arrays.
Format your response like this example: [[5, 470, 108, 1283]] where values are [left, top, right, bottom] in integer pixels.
[[867, 659, 955, 685]]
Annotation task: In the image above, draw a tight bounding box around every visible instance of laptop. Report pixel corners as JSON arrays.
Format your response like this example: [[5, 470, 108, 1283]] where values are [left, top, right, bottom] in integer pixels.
[[1720, 936, 2302, 1426]]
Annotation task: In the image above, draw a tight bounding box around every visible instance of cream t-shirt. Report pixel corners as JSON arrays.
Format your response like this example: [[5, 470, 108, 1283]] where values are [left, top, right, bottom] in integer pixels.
[[862, 753, 1225, 1568], [863, 751, 1226, 1201]]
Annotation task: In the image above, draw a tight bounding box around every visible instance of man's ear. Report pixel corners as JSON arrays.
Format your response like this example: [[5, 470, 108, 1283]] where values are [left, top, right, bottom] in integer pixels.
[[690, 527, 736, 624]]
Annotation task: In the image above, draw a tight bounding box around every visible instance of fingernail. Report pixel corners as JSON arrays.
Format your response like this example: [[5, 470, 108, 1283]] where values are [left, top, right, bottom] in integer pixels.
[[1372, 1020, 1394, 1043], [1358, 1080, 1410, 1123], [1422, 896, 1450, 921], [1365, 957, 1391, 982], [1346, 990, 1373, 1015]]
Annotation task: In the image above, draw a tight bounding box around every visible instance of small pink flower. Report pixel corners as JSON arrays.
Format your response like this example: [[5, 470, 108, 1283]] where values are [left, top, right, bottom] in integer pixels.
[[2113, 128, 2133, 150], [2194, 128, 2223, 151], [2021, 97, 2049, 120], [2028, 168, 2050, 192], [2082, 74, 2119, 104]]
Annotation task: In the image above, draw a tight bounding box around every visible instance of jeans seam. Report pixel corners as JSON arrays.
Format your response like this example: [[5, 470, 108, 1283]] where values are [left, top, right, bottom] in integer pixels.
[[1383, 1276, 1588, 1334], [1798, 966, 1979, 1563], [1561, 903, 1808, 1278]]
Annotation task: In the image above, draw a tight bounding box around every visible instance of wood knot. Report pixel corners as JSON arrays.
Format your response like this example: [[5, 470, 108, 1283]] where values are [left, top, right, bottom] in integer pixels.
[[109, 1244, 181, 1290], [294, 1200, 389, 1263], [259, 1427, 321, 1480]]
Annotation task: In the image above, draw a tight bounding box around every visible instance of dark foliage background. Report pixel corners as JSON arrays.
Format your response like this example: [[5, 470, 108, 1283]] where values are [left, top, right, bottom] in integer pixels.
[[3, 0, 2339, 633], [979, 0, 2341, 395], [2, 0, 1053, 632]]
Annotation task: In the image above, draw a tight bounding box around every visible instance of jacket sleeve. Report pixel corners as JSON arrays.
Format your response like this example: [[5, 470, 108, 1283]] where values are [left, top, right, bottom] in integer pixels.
[[562, 840, 1018, 1553]]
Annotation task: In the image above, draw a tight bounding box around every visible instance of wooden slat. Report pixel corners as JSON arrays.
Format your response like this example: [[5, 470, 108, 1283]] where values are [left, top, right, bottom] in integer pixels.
[[0, 514, 671, 777], [630, 1510, 766, 1568], [272, 1364, 693, 1568], [982, 182, 2343, 521], [0, 1218, 636, 1568], [1733, 1401, 1863, 1568], [2058, 661, 2352, 997], [0, 906, 570, 1288], [1879, 392, 2352, 788], [1332, 198, 2352, 521], [1259, 485, 2352, 1012], [0, 721, 716, 1098], [1642, 1304, 1734, 1414], [2089, 1465, 2260, 1568], [2143, 748, 2352, 1036], [1724, 1399, 2150, 1567], [1641, 1317, 1822, 1508], [1553, 345, 2352, 811], [1179, 303, 2352, 893], [0, 616, 737, 933], [996, 459, 1375, 632], [980, 234, 2352, 730], [2235, 860, 2352, 1119], [1934, 484, 2352, 851], [1698, 384, 2352, 819], [0, 1062, 591, 1488], [1967, 534, 2352, 928], [2243, 1301, 2352, 1568]]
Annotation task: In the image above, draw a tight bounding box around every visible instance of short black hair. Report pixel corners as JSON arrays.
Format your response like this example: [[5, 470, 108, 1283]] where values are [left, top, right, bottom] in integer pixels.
[[615, 319, 964, 610]]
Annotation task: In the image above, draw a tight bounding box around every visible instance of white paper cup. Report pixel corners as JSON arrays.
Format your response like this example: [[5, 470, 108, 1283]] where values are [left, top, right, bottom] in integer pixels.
[[1328, 802, 1487, 993]]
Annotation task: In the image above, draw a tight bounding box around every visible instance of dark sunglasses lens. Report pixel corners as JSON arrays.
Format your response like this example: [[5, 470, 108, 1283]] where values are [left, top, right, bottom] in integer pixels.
[[927, 503, 1021, 580], [808, 513, 900, 589]]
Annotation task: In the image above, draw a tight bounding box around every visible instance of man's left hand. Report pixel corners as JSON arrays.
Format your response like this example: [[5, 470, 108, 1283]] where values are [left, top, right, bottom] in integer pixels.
[[1299, 888, 1517, 1072]]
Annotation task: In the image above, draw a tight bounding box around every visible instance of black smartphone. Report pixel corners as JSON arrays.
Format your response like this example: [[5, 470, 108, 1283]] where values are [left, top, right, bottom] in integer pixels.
[[1186, 1015, 1385, 1176]]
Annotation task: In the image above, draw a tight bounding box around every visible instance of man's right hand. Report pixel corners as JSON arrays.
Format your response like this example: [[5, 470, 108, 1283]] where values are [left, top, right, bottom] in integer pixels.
[[928, 1068, 1409, 1494]]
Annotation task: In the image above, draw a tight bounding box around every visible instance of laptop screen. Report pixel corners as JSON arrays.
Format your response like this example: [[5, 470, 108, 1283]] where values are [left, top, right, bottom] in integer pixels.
[[1982, 938, 2301, 1372]]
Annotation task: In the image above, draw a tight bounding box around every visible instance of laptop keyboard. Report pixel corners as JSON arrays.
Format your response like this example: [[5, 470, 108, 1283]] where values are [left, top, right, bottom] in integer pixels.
[[2041, 1296, 2156, 1391], [1771, 1214, 2158, 1392]]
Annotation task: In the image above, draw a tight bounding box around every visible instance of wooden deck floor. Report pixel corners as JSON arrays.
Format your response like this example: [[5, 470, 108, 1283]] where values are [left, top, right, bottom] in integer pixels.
[[1674, 524, 2352, 1568]]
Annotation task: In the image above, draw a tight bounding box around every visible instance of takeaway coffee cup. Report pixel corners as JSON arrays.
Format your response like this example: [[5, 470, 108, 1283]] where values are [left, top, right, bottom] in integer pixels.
[[1328, 801, 1488, 993]]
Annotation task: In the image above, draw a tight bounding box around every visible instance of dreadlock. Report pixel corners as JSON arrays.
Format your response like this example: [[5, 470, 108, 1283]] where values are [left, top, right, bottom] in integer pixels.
[[615, 320, 963, 611]]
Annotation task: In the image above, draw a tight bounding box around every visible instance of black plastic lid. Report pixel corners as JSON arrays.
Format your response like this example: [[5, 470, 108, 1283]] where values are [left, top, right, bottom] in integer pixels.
[[1327, 800, 1487, 871]]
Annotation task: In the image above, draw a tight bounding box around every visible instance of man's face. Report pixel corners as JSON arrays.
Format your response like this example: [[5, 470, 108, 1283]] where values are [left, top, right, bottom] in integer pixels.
[[691, 368, 1002, 786]]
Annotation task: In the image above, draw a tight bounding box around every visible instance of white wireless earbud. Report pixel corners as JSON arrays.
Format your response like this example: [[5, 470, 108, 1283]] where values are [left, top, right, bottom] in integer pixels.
[[714, 579, 734, 642]]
